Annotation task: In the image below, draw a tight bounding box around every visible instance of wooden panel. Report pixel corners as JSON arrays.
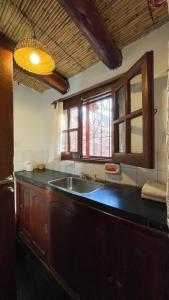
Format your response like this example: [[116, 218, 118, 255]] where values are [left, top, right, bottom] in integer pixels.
[[19, 185, 31, 242], [0, 46, 13, 180], [30, 189, 49, 260]]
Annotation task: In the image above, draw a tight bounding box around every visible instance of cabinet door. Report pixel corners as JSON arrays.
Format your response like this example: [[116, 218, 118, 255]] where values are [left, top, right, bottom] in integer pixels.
[[50, 194, 115, 300], [50, 197, 80, 293], [30, 189, 49, 260], [19, 184, 31, 243], [108, 218, 169, 300]]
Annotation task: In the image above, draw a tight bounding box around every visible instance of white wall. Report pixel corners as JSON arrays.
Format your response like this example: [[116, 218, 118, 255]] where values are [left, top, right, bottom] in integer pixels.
[[14, 22, 169, 186], [13, 82, 50, 170]]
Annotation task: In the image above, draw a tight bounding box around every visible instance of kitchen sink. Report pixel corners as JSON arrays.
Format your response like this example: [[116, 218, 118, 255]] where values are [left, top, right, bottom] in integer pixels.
[[48, 177, 103, 194]]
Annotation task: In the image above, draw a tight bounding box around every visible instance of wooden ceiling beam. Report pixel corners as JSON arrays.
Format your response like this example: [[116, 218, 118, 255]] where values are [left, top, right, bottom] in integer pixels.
[[0, 34, 69, 94], [58, 0, 123, 69]]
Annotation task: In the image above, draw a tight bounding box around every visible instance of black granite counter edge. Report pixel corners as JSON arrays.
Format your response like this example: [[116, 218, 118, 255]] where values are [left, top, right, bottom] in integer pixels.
[[15, 174, 48, 189], [15, 171, 169, 234]]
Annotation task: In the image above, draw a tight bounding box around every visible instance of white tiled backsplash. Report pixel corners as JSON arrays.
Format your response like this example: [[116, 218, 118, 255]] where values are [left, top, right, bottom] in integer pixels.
[[14, 149, 49, 171], [14, 149, 167, 187], [48, 151, 166, 187]]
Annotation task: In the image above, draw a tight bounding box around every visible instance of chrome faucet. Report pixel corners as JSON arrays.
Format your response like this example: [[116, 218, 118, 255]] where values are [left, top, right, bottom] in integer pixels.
[[80, 173, 91, 180]]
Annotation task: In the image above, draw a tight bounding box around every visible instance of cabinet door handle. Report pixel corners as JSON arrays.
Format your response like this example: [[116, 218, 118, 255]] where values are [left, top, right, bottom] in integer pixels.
[[8, 186, 14, 192]]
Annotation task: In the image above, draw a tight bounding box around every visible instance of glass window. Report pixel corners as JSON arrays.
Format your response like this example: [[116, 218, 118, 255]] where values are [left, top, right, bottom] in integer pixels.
[[130, 73, 142, 112], [61, 107, 79, 153], [70, 107, 78, 129], [130, 116, 143, 153], [82, 95, 112, 158], [116, 86, 125, 118], [119, 122, 125, 153], [70, 131, 78, 152]]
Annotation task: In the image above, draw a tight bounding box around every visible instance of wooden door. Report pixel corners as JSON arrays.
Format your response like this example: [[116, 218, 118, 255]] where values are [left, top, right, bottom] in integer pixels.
[[0, 42, 15, 299], [30, 189, 49, 260]]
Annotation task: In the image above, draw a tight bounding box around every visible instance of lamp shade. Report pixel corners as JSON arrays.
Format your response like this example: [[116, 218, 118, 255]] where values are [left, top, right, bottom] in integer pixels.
[[14, 38, 55, 75]]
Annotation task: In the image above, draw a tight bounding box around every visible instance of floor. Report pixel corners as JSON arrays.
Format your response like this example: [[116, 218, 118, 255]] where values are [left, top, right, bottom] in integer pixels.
[[16, 241, 70, 300]]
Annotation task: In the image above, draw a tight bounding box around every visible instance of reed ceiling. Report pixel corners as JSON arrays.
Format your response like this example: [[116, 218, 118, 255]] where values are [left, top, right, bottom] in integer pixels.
[[0, 0, 168, 92]]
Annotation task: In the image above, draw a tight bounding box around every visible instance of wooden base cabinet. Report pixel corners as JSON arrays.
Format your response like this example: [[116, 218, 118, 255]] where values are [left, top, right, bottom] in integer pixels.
[[50, 194, 169, 300], [17, 180, 169, 300], [17, 181, 49, 262]]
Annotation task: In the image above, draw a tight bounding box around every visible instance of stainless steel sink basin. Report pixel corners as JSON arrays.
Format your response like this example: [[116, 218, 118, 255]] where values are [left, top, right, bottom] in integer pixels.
[[48, 177, 103, 194]]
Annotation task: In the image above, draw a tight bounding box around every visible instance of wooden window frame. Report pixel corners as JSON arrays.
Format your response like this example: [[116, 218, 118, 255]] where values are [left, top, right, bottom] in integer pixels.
[[60, 52, 154, 168], [61, 103, 82, 161]]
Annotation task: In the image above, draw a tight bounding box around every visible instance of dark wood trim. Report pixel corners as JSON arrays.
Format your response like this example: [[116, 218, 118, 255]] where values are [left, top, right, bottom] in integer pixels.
[[33, 70, 69, 95], [0, 44, 13, 179], [112, 153, 147, 167], [67, 109, 70, 152], [53, 73, 124, 108], [142, 52, 154, 168], [78, 104, 83, 158], [86, 104, 90, 158], [58, 0, 122, 69], [0, 33, 69, 94], [113, 110, 143, 125], [113, 116, 125, 125]]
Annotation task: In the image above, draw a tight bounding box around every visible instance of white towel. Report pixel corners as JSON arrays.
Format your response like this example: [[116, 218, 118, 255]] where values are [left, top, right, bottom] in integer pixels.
[[141, 180, 166, 203]]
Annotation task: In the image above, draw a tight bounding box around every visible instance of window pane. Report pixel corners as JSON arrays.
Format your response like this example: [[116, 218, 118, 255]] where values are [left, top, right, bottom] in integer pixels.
[[61, 132, 68, 152], [131, 116, 143, 153], [82, 96, 112, 157], [116, 86, 125, 118], [102, 137, 112, 157], [82, 106, 87, 156], [62, 110, 68, 130], [82, 139, 86, 156], [130, 74, 142, 112], [70, 107, 78, 129], [70, 130, 78, 152], [90, 138, 101, 156], [119, 122, 125, 153]]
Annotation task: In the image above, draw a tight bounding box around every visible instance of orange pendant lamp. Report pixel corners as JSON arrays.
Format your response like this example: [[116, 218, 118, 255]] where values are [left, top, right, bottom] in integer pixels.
[[14, 38, 55, 75]]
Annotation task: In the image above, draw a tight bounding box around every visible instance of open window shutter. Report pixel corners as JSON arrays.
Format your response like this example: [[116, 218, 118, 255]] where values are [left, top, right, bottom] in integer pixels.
[[61, 99, 81, 160], [111, 51, 154, 168]]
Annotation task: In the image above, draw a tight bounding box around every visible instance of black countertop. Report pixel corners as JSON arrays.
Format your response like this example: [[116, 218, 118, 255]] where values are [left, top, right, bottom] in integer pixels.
[[15, 169, 168, 233]]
